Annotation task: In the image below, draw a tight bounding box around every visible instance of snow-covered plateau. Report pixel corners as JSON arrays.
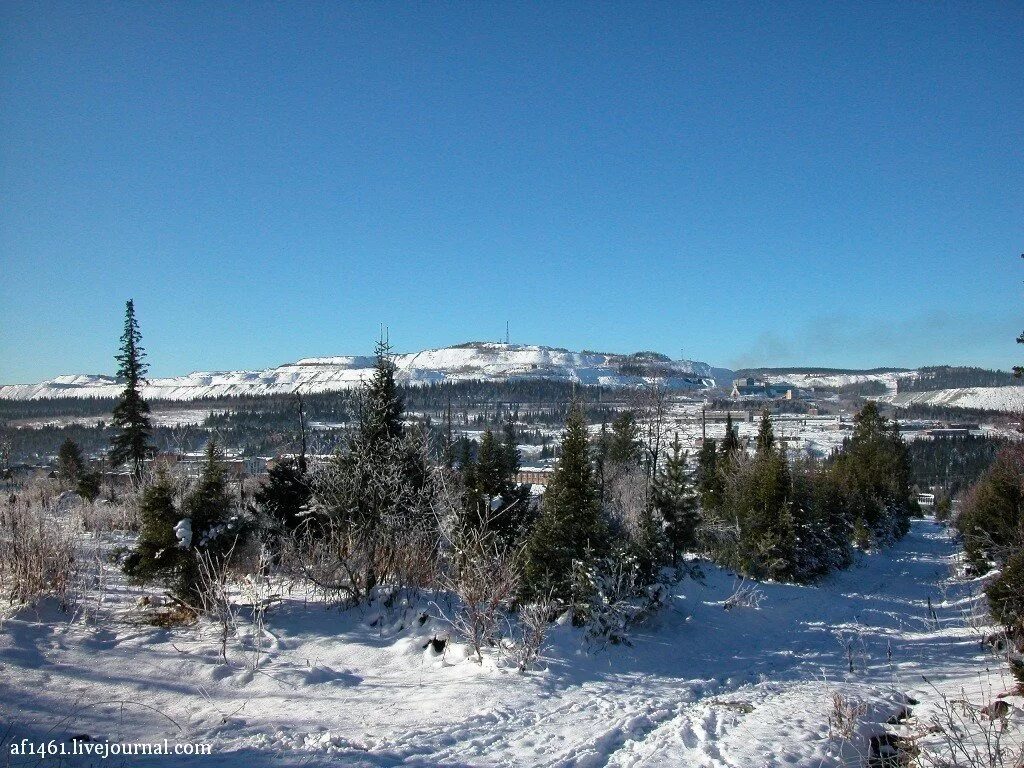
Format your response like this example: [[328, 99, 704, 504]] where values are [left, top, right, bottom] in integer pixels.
[[884, 385, 1024, 413], [2, 518, 1020, 767], [0, 343, 730, 401]]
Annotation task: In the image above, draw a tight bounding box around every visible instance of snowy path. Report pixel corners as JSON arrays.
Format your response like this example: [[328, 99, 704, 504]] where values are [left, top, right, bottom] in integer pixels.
[[1, 519, 1012, 766]]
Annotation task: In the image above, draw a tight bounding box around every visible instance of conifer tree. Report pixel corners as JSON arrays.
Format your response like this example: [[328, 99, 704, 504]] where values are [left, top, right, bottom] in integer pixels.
[[695, 438, 721, 513], [360, 336, 405, 447], [125, 443, 241, 602], [524, 403, 607, 600], [755, 408, 774, 454], [719, 412, 740, 461], [309, 336, 436, 597], [653, 434, 699, 564], [608, 411, 642, 465], [255, 457, 310, 533], [57, 438, 85, 487], [831, 402, 915, 544], [183, 441, 236, 547], [109, 299, 153, 481], [123, 470, 184, 593], [746, 412, 794, 580]]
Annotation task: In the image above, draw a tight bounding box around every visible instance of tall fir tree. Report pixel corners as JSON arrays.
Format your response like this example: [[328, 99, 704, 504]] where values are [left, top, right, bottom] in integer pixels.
[[109, 299, 153, 481], [755, 408, 774, 454], [524, 403, 607, 601]]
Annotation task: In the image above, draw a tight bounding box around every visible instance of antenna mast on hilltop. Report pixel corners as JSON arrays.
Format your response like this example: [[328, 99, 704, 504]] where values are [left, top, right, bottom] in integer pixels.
[[505, 320, 510, 345]]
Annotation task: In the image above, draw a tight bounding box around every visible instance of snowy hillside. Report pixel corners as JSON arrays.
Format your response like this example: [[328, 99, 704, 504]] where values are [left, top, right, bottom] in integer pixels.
[[0, 343, 730, 401], [885, 385, 1024, 413], [758, 370, 917, 395]]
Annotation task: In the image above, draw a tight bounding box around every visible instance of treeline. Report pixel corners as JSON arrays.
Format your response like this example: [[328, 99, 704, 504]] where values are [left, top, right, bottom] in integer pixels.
[[906, 434, 1008, 497], [694, 405, 916, 582], [955, 443, 1024, 682], [898, 366, 1017, 393]]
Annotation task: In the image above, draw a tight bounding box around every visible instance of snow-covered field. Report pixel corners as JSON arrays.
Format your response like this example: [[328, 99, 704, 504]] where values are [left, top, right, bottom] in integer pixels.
[[3, 518, 1019, 767]]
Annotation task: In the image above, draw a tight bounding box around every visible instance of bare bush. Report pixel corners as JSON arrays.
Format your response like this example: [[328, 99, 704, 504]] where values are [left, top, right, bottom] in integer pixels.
[[193, 542, 239, 664], [237, 545, 276, 671], [280, 518, 419, 606], [434, 518, 524, 664], [829, 691, 869, 741], [723, 577, 764, 611], [503, 596, 555, 672], [914, 680, 1024, 768], [0, 495, 78, 621]]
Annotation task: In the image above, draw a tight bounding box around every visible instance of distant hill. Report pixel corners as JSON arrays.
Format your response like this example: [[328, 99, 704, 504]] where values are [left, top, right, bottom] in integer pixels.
[[0, 342, 734, 401]]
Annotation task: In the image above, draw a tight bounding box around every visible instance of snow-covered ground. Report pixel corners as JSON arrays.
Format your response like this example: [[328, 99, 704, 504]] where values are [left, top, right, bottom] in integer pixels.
[[2, 518, 1019, 766]]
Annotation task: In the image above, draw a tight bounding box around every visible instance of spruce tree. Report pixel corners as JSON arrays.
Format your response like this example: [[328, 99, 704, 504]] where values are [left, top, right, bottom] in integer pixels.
[[124, 443, 241, 602], [524, 403, 607, 601], [183, 441, 235, 546], [57, 438, 85, 487], [109, 299, 153, 481], [255, 457, 310, 533], [832, 402, 914, 544], [309, 336, 435, 597], [746, 410, 794, 580], [695, 438, 721, 513], [360, 336, 404, 448], [123, 470, 183, 592], [653, 434, 699, 564], [719, 412, 740, 461], [608, 411, 642, 465], [755, 408, 774, 454]]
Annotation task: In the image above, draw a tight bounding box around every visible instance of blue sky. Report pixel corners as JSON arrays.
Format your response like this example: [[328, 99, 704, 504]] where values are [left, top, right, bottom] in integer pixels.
[[1, 2, 1022, 382]]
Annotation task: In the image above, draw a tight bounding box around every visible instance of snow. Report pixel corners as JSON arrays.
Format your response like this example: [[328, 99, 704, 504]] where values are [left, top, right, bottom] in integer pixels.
[[760, 371, 916, 395], [885, 385, 1024, 413], [2, 519, 1019, 766], [0, 343, 726, 401], [173, 519, 192, 549]]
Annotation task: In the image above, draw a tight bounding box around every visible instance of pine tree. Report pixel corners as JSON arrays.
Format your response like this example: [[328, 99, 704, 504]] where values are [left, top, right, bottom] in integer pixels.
[[182, 440, 237, 554], [746, 410, 794, 580], [124, 443, 241, 602], [524, 403, 607, 601], [308, 337, 436, 598], [255, 457, 310, 533], [719, 412, 740, 461], [653, 433, 699, 565], [831, 402, 914, 544], [57, 438, 85, 487], [500, 414, 521, 486], [755, 408, 774, 454], [608, 411, 642, 465], [109, 300, 153, 481], [695, 438, 721, 513], [360, 336, 404, 448], [123, 470, 190, 597]]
